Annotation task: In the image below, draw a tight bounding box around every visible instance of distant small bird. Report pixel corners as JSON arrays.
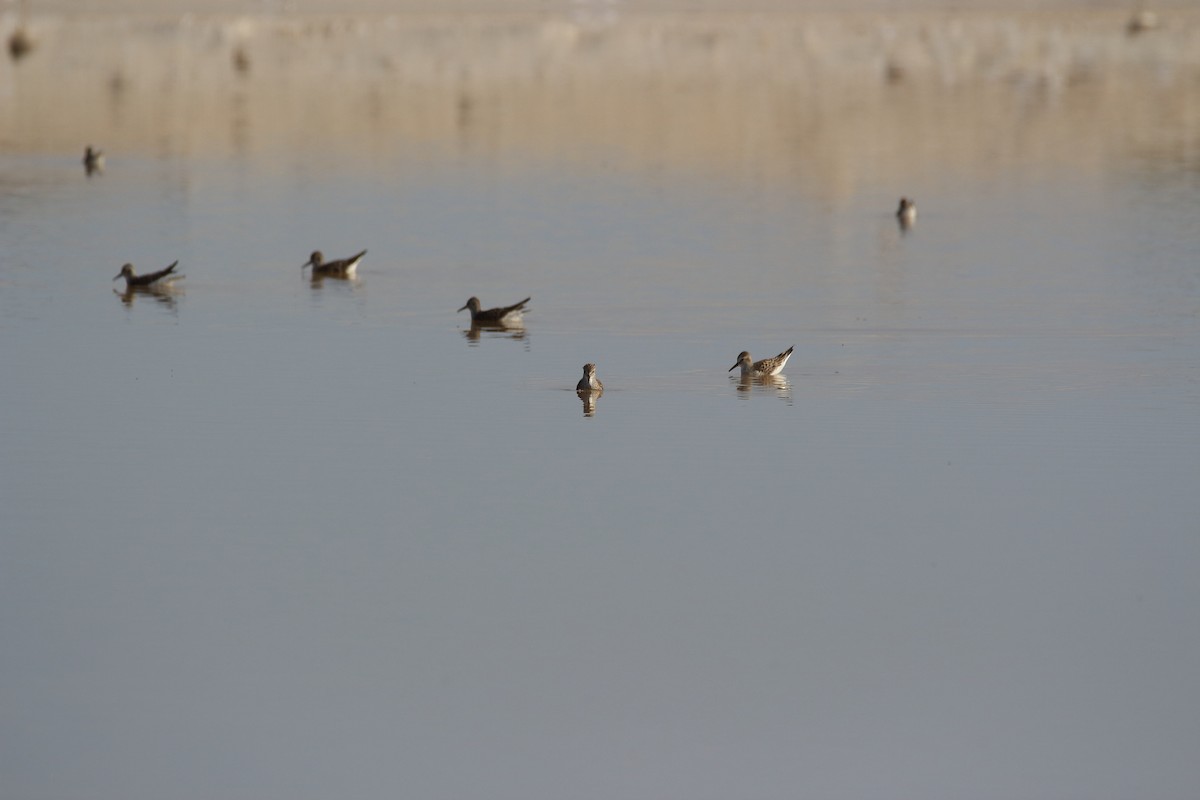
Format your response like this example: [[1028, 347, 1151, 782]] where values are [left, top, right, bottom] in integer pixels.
[[576, 363, 604, 392], [896, 197, 917, 229], [232, 45, 251, 75], [83, 146, 105, 176], [458, 296, 531, 325], [303, 249, 366, 278], [8, 27, 33, 61], [113, 261, 181, 288], [729, 346, 794, 378], [1127, 9, 1159, 35]]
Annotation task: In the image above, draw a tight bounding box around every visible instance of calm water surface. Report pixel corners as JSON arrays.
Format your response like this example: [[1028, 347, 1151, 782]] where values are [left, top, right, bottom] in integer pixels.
[[3, 89, 1200, 800]]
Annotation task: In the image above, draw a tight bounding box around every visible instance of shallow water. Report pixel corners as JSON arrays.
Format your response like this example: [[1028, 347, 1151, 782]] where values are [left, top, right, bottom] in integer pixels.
[[3, 11, 1200, 800]]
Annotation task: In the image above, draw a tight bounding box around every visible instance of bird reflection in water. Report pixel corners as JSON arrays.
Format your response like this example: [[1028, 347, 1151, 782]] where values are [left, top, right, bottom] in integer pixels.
[[462, 319, 527, 344], [734, 372, 792, 402], [307, 270, 361, 289], [578, 389, 601, 417], [114, 282, 182, 310]]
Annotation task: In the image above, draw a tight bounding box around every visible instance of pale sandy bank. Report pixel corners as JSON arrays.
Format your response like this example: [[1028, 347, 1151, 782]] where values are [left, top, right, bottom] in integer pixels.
[[1, 6, 1197, 192]]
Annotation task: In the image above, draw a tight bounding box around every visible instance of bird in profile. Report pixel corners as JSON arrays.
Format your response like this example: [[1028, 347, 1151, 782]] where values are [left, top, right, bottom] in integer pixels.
[[896, 197, 917, 229], [83, 146, 105, 176], [113, 261, 182, 289], [457, 296, 531, 325], [576, 363, 603, 393], [729, 346, 794, 378], [303, 249, 366, 278]]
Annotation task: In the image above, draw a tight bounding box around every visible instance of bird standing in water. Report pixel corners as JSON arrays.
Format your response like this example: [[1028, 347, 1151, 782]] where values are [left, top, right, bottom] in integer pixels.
[[729, 346, 794, 378], [303, 249, 366, 278], [113, 261, 182, 289], [458, 296, 531, 325], [576, 363, 603, 392], [83, 146, 105, 176]]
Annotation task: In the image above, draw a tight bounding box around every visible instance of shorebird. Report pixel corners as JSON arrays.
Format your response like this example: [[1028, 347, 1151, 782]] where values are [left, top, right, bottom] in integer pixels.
[[458, 296, 531, 325], [729, 346, 794, 377], [576, 363, 603, 392], [83, 146, 105, 176], [1127, 9, 1159, 35], [896, 197, 917, 228], [113, 261, 181, 288], [8, 27, 33, 61], [232, 45, 251, 74], [303, 249, 366, 278]]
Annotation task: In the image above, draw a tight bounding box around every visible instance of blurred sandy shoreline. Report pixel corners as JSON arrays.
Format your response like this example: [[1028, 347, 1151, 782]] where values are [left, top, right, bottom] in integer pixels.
[[2, 5, 1197, 191], [6, 0, 1199, 12], [5, 0, 1195, 11]]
